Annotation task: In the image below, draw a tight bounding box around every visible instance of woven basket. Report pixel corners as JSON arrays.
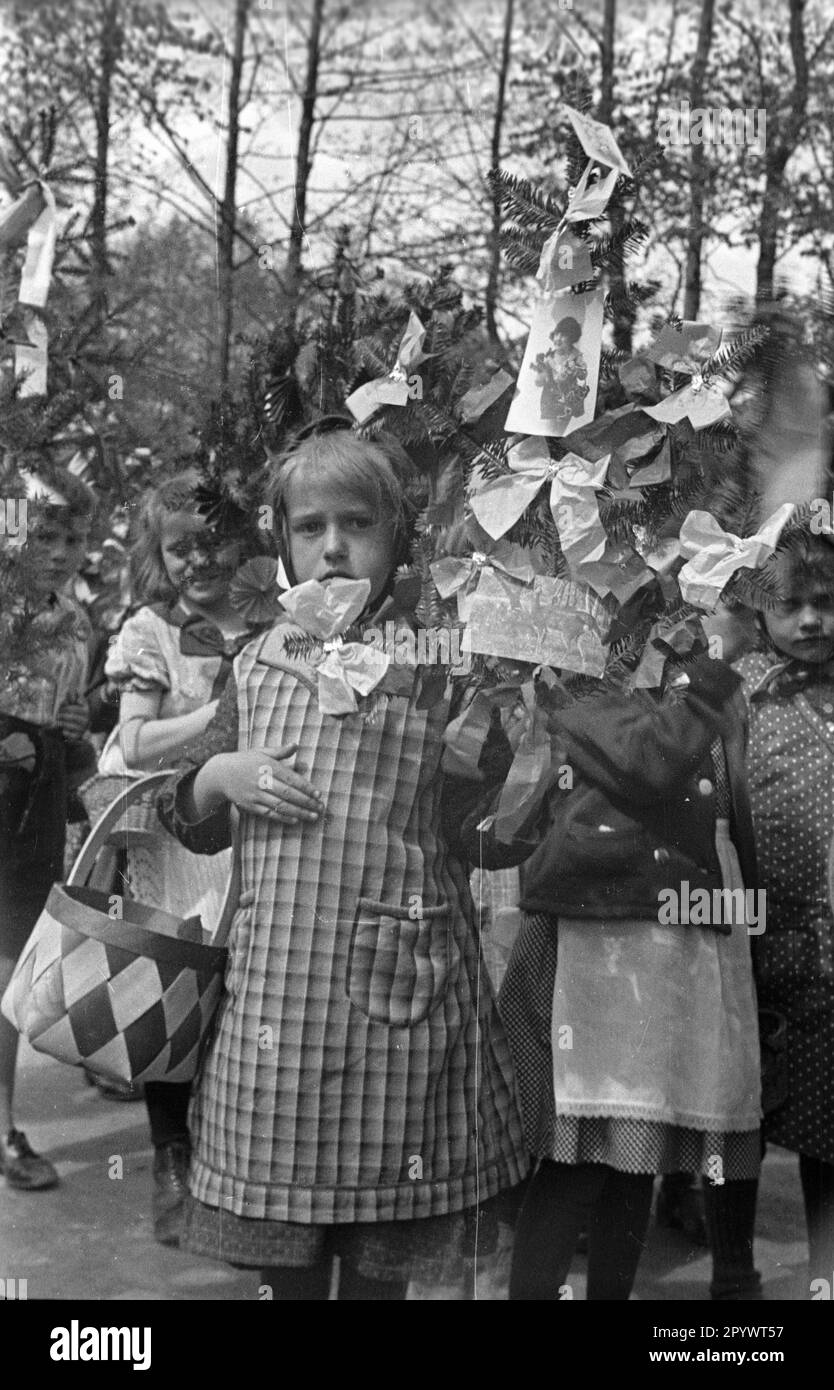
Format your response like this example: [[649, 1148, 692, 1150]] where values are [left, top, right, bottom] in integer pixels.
[[78, 772, 166, 845], [1, 772, 236, 1085]]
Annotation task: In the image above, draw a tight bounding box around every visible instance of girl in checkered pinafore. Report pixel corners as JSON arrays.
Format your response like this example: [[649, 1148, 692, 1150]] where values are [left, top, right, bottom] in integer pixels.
[[158, 430, 528, 1299]]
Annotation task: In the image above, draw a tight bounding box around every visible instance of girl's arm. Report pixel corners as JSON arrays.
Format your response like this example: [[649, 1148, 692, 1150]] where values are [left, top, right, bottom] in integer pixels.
[[553, 655, 742, 804], [118, 688, 219, 772]]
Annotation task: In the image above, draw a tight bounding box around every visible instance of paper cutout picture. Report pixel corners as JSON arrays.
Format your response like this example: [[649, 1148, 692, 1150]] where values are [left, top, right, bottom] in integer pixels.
[[506, 289, 604, 438], [464, 570, 607, 676]]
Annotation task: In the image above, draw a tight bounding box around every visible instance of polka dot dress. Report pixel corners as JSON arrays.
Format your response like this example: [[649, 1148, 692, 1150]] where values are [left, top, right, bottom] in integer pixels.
[[738, 652, 834, 1165]]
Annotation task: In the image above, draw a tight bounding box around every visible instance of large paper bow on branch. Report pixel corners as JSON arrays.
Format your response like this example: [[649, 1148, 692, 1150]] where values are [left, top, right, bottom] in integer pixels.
[[346, 311, 427, 424], [0, 178, 57, 398], [677, 504, 795, 609], [430, 542, 536, 623], [279, 578, 390, 715], [470, 436, 610, 558], [642, 322, 728, 431]]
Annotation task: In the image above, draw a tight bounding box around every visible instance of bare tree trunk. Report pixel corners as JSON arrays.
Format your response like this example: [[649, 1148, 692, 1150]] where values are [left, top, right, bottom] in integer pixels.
[[217, 0, 251, 388], [485, 0, 514, 342], [91, 0, 122, 339], [682, 0, 715, 319], [286, 0, 325, 299], [598, 0, 615, 124], [755, 0, 808, 302]]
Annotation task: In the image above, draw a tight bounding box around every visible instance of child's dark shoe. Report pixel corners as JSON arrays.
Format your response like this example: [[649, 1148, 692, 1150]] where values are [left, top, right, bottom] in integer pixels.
[[152, 1140, 190, 1247], [0, 1128, 59, 1190]]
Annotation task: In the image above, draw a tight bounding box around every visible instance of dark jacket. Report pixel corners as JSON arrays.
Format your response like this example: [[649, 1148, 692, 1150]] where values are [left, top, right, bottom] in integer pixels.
[[446, 656, 758, 927]]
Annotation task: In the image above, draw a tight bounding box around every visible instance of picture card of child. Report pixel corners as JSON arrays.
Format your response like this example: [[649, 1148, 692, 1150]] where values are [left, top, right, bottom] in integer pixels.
[[506, 288, 604, 439]]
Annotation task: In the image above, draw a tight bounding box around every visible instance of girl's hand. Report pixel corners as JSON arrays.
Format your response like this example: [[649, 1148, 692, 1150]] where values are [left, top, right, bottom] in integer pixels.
[[57, 697, 90, 742], [210, 743, 323, 824]]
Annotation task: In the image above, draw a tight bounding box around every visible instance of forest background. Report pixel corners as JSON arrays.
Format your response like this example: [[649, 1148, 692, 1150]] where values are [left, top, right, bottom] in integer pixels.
[[0, 0, 831, 548]]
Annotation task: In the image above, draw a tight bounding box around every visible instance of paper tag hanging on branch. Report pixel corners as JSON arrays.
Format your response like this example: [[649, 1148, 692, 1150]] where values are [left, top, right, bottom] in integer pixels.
[[346, 311, 427, 424], [3, 180, 57, 399], [278, 577, 390, 715], [536, 227, 594, 295], [677, 504, 795, 610], [465, 570, 608, 676], [15, 315, 48, 397], [562, 105, 632, 176], [564, 161, 619, 224], [642, 374, 730, 430], [457, 369, 515, 424], [506, 287, 604, 438]]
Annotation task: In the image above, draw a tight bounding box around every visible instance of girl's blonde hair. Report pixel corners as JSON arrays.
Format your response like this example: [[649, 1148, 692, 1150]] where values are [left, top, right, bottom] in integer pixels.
[[266, 429, 417, 572], [129, 470, 201, 605]]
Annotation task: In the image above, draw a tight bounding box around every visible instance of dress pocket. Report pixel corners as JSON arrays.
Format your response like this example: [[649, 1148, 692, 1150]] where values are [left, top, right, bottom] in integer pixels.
[[346, 896, 457, 1027]]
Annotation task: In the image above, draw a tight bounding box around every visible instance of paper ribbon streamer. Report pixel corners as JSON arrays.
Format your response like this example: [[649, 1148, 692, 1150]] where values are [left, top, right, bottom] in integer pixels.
[[279, 577, 390, 715], [628, 614, 707, 690], [345, 310, 427, 424], [5, 180, 57, 399], [563, 105, 632, 175], [457, 369, 515, 424], [536, 228, 594, 295], [677, 504, 795, 610], [642, 373, 731, 430], [430, 544, 536, 623], [440, 682, 525, 783], [493, 682, 554, 844], [564, 161, 619, 224]]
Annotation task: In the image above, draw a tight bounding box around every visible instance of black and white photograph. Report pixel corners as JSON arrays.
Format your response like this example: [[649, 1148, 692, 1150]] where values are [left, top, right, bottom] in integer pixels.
[[0, 0, 833, 1360]]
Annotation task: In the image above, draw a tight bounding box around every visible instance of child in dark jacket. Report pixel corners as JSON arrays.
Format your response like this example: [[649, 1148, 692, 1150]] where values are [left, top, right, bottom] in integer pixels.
[[0, 471, 95, 1189], [446, 621, 763, 1300]]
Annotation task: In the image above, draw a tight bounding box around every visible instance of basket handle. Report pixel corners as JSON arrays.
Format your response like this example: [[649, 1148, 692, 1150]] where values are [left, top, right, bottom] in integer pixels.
[[68, 771, 175, 887]]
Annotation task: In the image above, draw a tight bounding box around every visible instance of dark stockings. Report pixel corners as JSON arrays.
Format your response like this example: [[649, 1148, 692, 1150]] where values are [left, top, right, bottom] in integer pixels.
[[799, 1153, 834, 1280], [509, 1159, 655, 1301]]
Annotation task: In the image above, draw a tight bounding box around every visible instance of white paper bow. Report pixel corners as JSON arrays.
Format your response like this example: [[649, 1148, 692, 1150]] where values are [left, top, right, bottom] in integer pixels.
[[346, 311, 426, 424], [430, 544, 536, 623], [470, 437, 610, 567], [279, 577, 390, 715], [677, 504, 795, 609]]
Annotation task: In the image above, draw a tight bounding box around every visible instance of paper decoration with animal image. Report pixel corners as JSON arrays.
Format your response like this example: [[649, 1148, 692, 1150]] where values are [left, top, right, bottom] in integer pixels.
[[345, 310, 427, 424], [563, 105, 632, 175], [465, 570, 608, 675], [278, 577, 390, 715], [677, 504, 795, 610], [505, 287, 604, 438]]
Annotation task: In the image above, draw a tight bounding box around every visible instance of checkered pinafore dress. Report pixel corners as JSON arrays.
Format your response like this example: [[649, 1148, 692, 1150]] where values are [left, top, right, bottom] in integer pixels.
[[187, 637, 528, 1228]]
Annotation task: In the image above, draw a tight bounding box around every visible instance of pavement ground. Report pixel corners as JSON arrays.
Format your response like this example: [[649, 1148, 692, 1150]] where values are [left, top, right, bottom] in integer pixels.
[[0, 1040, 812, 1302]]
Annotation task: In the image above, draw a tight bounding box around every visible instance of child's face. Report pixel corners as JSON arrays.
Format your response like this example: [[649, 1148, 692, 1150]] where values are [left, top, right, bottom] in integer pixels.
[[763, 574, 834, 664], [161, 512, 241, 608], [22, 515, 89, 596], [284, 470, 398, 605]]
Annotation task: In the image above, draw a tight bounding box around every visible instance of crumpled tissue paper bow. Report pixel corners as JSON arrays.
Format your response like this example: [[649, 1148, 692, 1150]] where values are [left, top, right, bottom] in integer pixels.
[[677, 503, 795, 609], [628, 613, 707, 690], [430, 543, 536, 623], [642, 322, 728, 430], [279, 577, 390, 715], [345, 311, 426, 424], [0, 177, 57, 397], [469, 437, 611, 567], [536, 227, 594, 296], [493, 681, 555, 844]]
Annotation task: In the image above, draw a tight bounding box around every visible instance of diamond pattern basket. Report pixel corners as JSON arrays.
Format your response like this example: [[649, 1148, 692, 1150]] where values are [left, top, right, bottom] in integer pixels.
[[1, 773, 237, 1085]]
